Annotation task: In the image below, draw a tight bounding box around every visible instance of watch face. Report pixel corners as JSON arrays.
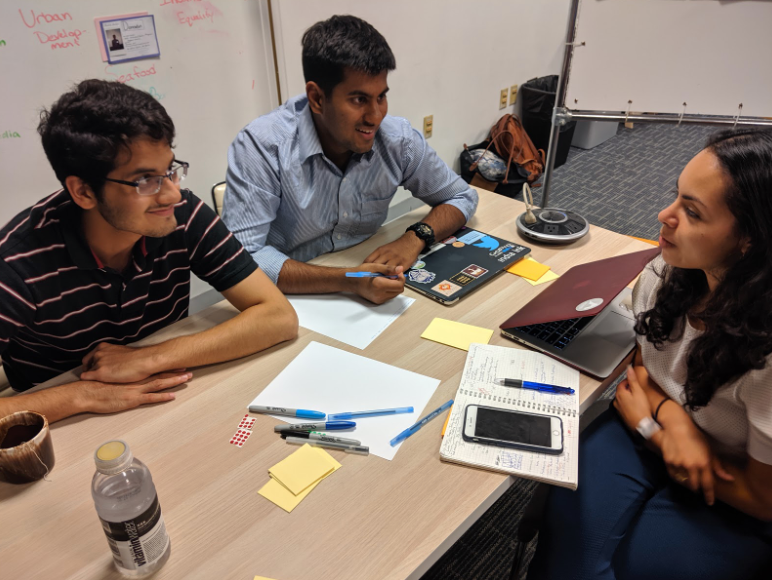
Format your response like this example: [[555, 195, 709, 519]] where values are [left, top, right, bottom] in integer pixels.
[[416, 224, 432, 237]]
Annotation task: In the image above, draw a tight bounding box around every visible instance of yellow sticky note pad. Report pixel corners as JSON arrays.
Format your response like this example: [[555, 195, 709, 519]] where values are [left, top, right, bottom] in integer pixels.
[[268, 444, 336, 495], [507, 256, 551, 281], [524, 269, 560, 286], [260, 447, 342, 512], [421, 318, 493, 351], [254, 577, 279, 580]]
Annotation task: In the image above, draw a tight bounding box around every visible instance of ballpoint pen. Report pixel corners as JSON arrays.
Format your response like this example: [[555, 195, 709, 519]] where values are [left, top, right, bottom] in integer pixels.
[[285, 436, 369, 456], [390, 399, 454, 447], [279, 432, 362, 446], [495, 378, 575, 395], [345, 272, 399, 279], [328, 406, 413, 420], [273, 421, 356, 432], [248, 405, 326, 419]]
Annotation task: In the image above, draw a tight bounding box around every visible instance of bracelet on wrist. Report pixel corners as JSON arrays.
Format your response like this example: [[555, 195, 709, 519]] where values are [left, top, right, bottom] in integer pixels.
[[652, 397, 672, 423], [636, 416, 662, 440]]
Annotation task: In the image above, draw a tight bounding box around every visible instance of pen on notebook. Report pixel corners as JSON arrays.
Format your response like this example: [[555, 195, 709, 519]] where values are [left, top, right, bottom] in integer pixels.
[[248, 405, 326, 419], [344, 272, 399, 279], [285, 436, 369, 456], [273, 421, 356, 432], [279, 432, 361, 445], [495, 378, 575, 395], [328, 406, 413, 420], [441, 405, 453, 438], [390, 399, 454, 447]]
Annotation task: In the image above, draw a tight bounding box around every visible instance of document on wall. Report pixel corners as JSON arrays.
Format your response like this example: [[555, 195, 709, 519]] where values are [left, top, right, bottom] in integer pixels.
[[439, 344, 580, 490], [248, 341, 441, 460], [287, 294, 414, 350], [100, 15, 160, 64]]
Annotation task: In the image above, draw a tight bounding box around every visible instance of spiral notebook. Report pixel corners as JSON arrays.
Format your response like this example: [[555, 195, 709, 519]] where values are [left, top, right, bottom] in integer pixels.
[[439, 343, 581, 490]]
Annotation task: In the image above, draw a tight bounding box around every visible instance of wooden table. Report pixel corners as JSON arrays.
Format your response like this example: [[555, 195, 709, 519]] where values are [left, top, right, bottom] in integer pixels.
[[0, 188, 650, 580]]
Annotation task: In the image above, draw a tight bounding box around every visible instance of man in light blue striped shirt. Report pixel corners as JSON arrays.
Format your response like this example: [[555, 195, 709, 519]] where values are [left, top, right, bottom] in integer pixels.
[[223, 15, 478, 304]]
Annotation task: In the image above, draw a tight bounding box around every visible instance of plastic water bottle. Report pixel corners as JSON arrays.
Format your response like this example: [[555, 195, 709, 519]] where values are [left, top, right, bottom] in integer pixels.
[[92, 440, 171, 576]]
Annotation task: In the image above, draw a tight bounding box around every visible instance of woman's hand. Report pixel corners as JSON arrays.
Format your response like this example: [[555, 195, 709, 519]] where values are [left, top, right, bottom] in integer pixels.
[[613, 366, 652, 432]]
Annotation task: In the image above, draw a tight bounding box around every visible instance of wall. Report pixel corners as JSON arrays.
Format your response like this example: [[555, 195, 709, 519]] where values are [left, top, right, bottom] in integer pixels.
[[272, 0, 571, 213]]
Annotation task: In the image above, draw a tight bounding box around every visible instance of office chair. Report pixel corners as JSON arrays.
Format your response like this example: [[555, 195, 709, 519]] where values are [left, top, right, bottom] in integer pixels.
[[509, 397, 613, 580], [211, 181, 226, 216]]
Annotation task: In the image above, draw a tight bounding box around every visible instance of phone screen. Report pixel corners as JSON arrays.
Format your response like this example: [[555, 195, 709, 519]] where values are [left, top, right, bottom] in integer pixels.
[[475, 407, 551, 446]]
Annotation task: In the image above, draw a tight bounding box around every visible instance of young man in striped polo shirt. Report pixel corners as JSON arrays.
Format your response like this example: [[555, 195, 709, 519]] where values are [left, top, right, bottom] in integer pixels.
[[0, 80, 298, 423]]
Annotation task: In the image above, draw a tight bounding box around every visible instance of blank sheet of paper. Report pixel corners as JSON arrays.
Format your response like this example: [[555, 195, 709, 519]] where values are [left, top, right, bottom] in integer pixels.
[[248, 342, 441, 460], [287, 294, 414, 350]]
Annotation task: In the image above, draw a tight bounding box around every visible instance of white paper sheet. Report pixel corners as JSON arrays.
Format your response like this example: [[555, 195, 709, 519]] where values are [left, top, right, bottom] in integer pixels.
[[287, 294, 414, 350], [248, 342, 441, 460]]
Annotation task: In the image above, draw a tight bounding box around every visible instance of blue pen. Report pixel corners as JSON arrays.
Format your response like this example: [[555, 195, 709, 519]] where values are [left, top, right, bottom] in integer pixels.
[[345, 272, 399, 279], [248, 405, 326, 419], [390, 399, 454, 447], [274, 421, 356, 432], [495, 378, 575, 395], [328, 406, 414, 420]]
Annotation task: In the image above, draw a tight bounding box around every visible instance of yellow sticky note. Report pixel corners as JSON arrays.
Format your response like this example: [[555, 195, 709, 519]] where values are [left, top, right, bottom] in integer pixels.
[[507, 256, 551, 281], [523, 269, 560, 286], [254, 577, 279, 580], [260, 447, 342, 512], [421, 318, 494, 351], [268, 444, 335, 495]]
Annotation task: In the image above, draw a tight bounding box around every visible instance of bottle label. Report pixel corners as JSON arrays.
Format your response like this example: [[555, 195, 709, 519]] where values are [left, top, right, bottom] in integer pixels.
[[99, 494, 170, 570]]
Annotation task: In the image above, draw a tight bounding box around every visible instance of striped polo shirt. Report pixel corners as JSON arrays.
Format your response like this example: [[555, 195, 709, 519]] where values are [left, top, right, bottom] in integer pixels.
[[0, 188, 257, 392]]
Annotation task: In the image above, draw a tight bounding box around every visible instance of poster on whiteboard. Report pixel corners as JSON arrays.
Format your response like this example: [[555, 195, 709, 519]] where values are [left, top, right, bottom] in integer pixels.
[[100, 15, 160, 64]]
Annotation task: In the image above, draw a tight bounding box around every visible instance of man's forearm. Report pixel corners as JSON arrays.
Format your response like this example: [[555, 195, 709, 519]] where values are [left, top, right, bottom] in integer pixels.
[[419, 204, 467, 242], [146, 301, 298, 371], [276, 259, 353, 295], [0, 383, 89, 423]]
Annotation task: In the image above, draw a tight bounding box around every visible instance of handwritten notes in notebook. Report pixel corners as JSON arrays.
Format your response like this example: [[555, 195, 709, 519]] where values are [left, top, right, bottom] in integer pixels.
[[287, 294, 414, 349], [439, 344, 580, 489], [421, 318, 493, 351]]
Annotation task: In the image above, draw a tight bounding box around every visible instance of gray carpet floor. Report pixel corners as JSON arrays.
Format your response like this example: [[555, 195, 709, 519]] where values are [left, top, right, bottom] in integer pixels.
[[419, 121, 718, 580]]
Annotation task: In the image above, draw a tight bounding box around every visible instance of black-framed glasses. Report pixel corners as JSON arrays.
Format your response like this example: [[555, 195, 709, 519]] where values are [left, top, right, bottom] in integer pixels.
[[104, 160, 189, 196]]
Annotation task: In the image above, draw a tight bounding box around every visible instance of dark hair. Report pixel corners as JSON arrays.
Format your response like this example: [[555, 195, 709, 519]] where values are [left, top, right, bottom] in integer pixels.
[[635, 128, 772, 409], [301, 15, 396, 96], [38, 79, 175, 197]]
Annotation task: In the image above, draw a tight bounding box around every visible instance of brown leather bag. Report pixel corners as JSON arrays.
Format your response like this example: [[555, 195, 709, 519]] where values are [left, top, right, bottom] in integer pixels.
[[470, 114, 545, 184]]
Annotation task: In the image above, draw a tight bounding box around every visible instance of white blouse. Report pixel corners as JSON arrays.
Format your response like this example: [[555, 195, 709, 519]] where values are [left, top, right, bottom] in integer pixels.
[[633, 256, 772, 464]]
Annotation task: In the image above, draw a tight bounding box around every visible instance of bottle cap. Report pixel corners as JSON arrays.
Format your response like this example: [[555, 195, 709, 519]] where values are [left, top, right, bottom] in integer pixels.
[[94, 440, 133, 474]]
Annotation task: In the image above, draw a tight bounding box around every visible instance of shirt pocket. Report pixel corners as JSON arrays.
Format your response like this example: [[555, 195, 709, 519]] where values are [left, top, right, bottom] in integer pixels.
[[356, 192, 394, 235]]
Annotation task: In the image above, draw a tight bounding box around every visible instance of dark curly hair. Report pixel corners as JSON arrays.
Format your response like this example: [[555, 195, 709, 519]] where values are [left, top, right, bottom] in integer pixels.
[[302, 15, 396, 96], [38, 79, 175, 198], [635, 128, 772, 409]]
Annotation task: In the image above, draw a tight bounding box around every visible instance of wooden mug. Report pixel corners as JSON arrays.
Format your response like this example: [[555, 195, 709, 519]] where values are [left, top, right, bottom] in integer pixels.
[[0, 411, 56, 484]]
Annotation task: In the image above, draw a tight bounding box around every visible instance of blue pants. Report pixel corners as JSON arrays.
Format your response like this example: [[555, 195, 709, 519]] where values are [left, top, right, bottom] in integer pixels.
[[526, 410, 772, 580]]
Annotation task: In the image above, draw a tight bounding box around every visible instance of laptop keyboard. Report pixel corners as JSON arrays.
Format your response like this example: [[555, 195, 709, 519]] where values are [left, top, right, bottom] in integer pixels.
[[516, 316, 594, 350]]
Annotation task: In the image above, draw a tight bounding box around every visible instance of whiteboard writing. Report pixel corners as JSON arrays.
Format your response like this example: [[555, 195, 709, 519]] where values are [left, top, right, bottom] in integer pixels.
[[18, 9, 85, 51], [104, 63, 158, 85], [34, 28, 85, 50], [2, 131, 22, 139], [18, 9, 72, 28]]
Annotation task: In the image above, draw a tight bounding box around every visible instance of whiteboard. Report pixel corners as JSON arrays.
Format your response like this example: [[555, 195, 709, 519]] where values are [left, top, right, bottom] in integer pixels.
[[0, 0, 278, 230], [565, 0, 772, 118]]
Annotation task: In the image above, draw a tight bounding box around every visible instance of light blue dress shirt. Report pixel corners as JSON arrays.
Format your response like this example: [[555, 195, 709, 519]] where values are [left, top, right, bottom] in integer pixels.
[[222, 95, 478, 282]]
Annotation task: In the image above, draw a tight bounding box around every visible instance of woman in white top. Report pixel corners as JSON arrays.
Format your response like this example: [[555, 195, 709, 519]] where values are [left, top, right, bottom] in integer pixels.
[[527, 129, 772, 580]]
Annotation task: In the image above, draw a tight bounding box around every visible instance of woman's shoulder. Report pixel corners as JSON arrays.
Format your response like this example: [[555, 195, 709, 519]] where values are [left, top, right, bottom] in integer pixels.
[[632, 254, 666, 315]]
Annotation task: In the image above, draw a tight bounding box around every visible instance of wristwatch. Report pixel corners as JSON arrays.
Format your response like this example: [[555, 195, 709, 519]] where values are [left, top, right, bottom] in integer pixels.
[[635, 416, 662, 440], [405, 222, 435, 251]]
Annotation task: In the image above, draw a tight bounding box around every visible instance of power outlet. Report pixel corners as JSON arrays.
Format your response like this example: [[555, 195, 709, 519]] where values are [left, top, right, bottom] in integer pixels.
[[509, 84, 518, 106], [499, 88, 509, 110], [423, 115, 433, 138]]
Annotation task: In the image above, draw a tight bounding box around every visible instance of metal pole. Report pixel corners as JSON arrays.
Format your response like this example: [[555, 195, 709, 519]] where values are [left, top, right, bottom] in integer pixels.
[[540, 0, 582, 209], [566, 110, 772, 127]]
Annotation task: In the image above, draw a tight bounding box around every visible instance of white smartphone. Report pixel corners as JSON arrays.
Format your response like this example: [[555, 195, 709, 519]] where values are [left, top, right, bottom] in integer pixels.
[[462, 405, 563, 455]]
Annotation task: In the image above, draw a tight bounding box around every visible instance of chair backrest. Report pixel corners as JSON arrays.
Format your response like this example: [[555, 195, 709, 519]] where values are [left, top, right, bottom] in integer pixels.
[[211, 181, 227, 216]]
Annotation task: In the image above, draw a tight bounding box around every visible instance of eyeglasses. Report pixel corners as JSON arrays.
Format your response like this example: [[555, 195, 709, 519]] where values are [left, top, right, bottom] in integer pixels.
[[103, 160, 189, 196]]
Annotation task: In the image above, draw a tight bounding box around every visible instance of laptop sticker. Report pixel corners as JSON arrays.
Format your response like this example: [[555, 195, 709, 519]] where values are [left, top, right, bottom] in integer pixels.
[[489, 244, 516, 258], [449, 273, 474, 286], [432, 280, 462, 297], [456, 230, 486, 245], [462, 264, 489, 278], [411, 260, 426, 270], [441, 236, 457, 244], [452, 242, 465, 248], [472, 236, 499, 251], [576, 298, 604, 311], [408, 269, 436, 284]]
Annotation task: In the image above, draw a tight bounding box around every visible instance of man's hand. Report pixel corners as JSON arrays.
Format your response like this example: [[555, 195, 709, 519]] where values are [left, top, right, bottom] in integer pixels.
[[365, 232, 425, 271], [75, 372, 191, 415], [346, 263, 405, 304], [81, 343, 166, 384]]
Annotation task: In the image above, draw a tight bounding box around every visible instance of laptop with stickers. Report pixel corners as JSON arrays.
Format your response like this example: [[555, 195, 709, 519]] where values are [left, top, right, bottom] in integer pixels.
[[499, 247, 660, 378], [405, 227, 531, 306]]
